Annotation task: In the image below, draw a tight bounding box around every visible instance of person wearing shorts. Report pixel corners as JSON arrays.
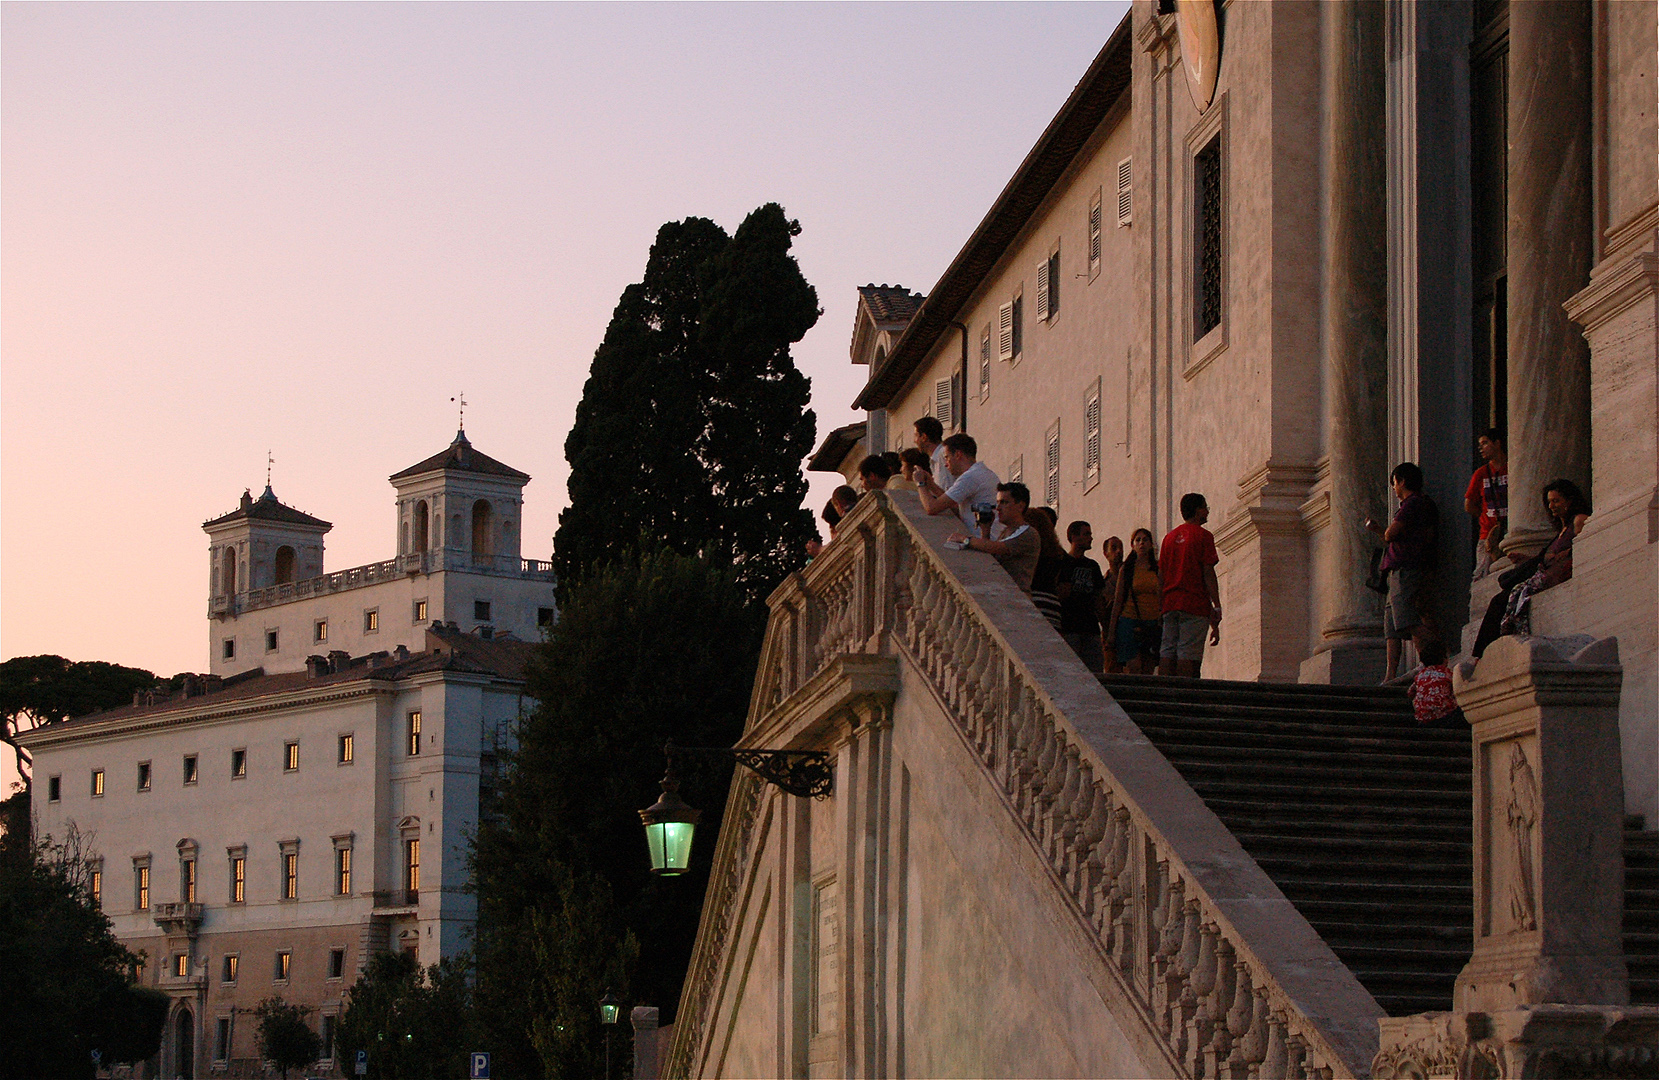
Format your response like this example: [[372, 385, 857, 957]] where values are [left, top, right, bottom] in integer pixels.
[[1157, 493, 1221, 678], [1366, 461, 1439, 682]]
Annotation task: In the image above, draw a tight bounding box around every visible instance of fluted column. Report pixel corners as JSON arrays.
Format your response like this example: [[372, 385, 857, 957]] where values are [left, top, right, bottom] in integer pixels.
[[1306, 0, 1390, 683], [1501, 0, 1594, 555]]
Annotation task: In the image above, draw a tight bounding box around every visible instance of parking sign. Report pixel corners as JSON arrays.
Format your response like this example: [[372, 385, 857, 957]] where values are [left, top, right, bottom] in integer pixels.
[[355, 1049, 368, 1076], [470, 1051, 491, 1079]]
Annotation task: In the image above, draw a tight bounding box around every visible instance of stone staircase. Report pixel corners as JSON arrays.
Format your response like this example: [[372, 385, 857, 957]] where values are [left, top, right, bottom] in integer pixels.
[[1099, 673, 1659, 1015]]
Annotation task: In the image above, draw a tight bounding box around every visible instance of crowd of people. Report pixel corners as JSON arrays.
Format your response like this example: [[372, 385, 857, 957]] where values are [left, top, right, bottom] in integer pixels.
[[806, 418, 1590, 708]]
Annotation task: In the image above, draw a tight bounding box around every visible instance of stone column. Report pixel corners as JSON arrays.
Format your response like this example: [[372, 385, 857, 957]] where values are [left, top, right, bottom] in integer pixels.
[[1303, 0, 1390, 684], [1501, 0, 1595, 556], [1452, 635, 1627, 1011]]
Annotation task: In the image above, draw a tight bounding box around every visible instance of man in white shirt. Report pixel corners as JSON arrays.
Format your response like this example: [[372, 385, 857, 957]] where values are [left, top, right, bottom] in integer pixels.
[[916, 433, 1000, 532], [914, 416, 952, 488]]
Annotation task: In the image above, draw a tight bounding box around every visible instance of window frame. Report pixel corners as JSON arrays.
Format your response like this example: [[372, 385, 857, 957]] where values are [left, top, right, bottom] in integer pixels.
[[229, 847, 247, 905], [231, 747, 248, 779], [279, 839, 300, 902], [1044, 419, 1062, 510], [222, 638, 236, 661], [137, 760, 152, 792], [337, 733, 354, 765], [183, 754, 199, 786], [333, 834, 354, 897], [328, 948, 347, 981], [47, 774, 61, 803], [404, 837, 421, 905], [473, 599, 492, 623], [283, 741, 300, 772], [91, 768, 105, 798], [363, 608, 379, 634], [89, 860, 103, 908], [222, 953, 239, 984], [408, 711, 423, 757], [413, 598, 429, 623], [134, 857, 152, 911], [274, 949, 292, 983], [1185, 93, 1230, 378], [314, 619, 329, 644], [264, 627, 279, 653]]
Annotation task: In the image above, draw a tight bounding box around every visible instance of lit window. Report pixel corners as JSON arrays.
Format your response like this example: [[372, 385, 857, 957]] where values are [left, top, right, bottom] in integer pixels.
[[407, 712, 422, 757], [137, 761, 152, 792], [230, 856, 246, 904], [328, 949, 346, 980], [404, 839, 420, 904], [135, 862, 151, 910], [284, 742, 299, 771], [173, 953, 189, 978], [265, 629, 279, 652], [183, 755, 198, 785], [314, 620, 328, 644], [283, 853, 298, 900], [274, 950, 291, 981], [222, 954, 239, 983], [474, 600, 491, 622], [215, 1016, 232, 1061], [337, 734, 353, 764], [182, 858, 197, 904], [91, 769, 105, 798], [90, 865, 103, 908], [335, 847, 351, 896], [414, 599, 428, 622], [231, 748, 247, 778], [223, 638, 236, 660], [47, 775, 61, 802], [364, 609, 379, 633]]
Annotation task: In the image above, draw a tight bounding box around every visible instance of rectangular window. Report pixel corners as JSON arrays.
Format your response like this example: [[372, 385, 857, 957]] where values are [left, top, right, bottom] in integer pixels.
[[537, 607, 555, 627], [408, 712, 422, 757], [222, 638, 236, 660], [1084, 377, 1103, 493], [230, 856, 246, 904], [414, 599, 428, 622], [183, 754, 198, 785], [265, 629, 279, 653], [91, 769, 105, 797], [404, 839, 420, 904], [1089, 190, 1104, 277], [1117, 155, 1134, 227], [337, 733, 353, 765], [274, 950, 291, 982], [314, 620, 328, 644], [473, 600, 492, 622], [979, 326, 992, 402], [1195, 134, 1223, 339], [328, 948, 346, 980], [284, 742, 299, 771], [1045, 420, 1061, 510], [363, 608, 379, 633], [47, 775, 61, 802], [335, 847, 352, 896], [283, 852, 298, 900], [135, 862, 151, 910], [182, 858, 197, 904], [1035, 257, 1050, 323], [137, 761, 152, 792], [222, 954, 239, 984], [90, 865, 103, 908], [173, 953, 189, 978], [997, 301, 1015, 362], [231, 748, 247, 778], [1011, 293, 1023, 359], [320, 1014, 337, 1060], [1047, 249, 1060, 320], [215, 1017, 232, 1061]]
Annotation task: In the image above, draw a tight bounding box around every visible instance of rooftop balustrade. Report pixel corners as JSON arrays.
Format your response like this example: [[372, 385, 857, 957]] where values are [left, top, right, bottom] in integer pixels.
[[211, 551, 556, 616]]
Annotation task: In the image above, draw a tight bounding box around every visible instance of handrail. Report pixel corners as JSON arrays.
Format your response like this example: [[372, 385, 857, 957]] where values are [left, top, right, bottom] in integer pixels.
[[668, 491, 1382, 1079]]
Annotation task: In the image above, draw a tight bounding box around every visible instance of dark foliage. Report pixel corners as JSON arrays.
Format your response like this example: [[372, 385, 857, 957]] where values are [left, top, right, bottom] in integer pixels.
[[254, 996, 322, 1079], [555, 204, 820, 604], [334, 950, 478, 1080], [0, 820, 164, 1080], [0, 655, 157, 787], [472, 549, 765, 1075]]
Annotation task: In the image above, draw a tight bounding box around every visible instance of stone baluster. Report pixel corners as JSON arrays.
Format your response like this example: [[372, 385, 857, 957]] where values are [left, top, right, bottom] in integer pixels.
[[1238, 983, 1271, 1078], [1285, 1033, 1309, 1080], [1047, 746, 1082, 863], [1261, 1012, 1290, 1080], [1186, 923, 1220, 1074], [1204, 942, 1238, 1077], [1072, 779, 1109, 902]]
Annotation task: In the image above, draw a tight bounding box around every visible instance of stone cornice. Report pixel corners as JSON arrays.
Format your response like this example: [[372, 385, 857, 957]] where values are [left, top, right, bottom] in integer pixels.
[[741, 654, 898, 753], [1564, 249, 1659, 333], [1602, 196, 1659, 262]]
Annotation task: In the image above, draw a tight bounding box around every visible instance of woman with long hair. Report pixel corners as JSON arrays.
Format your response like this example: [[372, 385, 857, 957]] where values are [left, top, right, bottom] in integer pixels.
[[1027, 507, 1067, 631], [1471, 478, 1592, 657], [1108, 528, 1162, 673]]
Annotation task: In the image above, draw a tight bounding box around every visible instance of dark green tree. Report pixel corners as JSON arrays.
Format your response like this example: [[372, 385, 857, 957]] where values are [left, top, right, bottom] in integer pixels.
[[0, 822, 166, 1080], [334, 950, 478, 1080], [555, 204, 820, 603], [254, 996, 321, 1079], [0, 655, 157, 789], [472, 549, 765, 1074]]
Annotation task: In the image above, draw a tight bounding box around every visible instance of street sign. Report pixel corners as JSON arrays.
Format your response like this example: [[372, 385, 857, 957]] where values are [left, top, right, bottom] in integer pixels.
[[469, 1051, 491, 1078], [355, 1049, 368, 1076]]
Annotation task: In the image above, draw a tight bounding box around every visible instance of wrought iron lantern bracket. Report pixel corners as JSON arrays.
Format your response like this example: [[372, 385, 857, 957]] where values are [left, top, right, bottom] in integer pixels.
[[666, 740, 833, 799]]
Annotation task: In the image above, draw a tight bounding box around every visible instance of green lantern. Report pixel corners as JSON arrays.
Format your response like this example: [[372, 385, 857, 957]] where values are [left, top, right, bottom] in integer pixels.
[[639, 765, 701, 875], [599, 992, 623, 1026]]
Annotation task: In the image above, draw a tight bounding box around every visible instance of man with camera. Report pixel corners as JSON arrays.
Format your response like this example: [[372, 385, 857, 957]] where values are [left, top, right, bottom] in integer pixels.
[[947, 481, 1039, 594], [916, 432, 1000, 533]]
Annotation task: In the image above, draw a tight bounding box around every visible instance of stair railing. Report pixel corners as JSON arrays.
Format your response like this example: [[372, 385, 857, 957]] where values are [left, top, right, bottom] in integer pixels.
[[669, 491, 1381, 1079]]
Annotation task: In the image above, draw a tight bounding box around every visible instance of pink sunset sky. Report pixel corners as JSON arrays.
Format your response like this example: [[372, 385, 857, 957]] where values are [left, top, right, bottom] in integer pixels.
[[2, 2, 1128, 785]]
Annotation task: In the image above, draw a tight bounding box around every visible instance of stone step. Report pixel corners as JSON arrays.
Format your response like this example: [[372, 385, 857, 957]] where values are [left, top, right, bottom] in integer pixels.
[[1131, 720, 1471, 760], [1199, 796, 1470, 828], [1212, 814, 1469, 844], [1231, 830, 1471, 860], [1144, 739, 1472, 777], [1178, 776, 1472, 807]]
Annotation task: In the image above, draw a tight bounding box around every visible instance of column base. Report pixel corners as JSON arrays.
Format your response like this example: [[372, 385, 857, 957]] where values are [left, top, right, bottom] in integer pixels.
[[1456, 949, 1631, 1013], [1299, 638, 1387, 685], [1375, 1006, 1659, 1079]]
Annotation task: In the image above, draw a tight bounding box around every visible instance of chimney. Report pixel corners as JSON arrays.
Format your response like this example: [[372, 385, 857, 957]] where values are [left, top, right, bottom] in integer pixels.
[[240, 489, 253, 510], [393, 645, 410, 662], [327, 650, 351, 674], [305, 654, 329, 678]]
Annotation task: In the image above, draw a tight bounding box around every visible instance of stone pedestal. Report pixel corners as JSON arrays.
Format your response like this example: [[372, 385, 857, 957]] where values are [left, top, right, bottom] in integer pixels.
[[1452, 635, 1627, 1010], [1375, 1006, 1659, 1079]]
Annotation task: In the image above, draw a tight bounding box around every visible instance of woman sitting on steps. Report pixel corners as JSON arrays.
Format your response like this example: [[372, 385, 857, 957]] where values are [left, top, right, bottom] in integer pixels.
[[1471, 478, 1591, 658]]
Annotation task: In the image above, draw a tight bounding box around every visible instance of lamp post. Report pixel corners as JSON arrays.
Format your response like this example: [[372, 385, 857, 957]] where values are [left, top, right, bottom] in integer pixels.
[[638, 740, 832, 874], [598, 992, 622, 1080]]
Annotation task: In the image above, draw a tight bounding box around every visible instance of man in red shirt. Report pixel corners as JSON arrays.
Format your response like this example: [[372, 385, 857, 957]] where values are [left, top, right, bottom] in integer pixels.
[[1463, 428, 1507, 579], [1158, 492, 1221, 678]]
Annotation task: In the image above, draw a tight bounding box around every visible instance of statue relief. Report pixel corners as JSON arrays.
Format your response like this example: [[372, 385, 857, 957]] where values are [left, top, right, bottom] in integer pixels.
[[1505, 743, 1539, 932]]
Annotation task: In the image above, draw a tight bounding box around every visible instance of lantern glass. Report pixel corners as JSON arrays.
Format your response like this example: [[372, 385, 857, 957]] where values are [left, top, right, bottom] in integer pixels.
[[599, 994, 622, 1025], [640, 776, 701, 875]]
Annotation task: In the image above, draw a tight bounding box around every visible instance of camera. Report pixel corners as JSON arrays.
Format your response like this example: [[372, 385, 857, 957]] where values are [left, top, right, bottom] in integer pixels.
[[974, 503, 995, 526]]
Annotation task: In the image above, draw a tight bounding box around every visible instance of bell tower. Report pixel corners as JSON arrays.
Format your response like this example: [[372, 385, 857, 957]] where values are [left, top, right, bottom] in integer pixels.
[[202, 486, 331, 612], [389, 429, 530, 570]]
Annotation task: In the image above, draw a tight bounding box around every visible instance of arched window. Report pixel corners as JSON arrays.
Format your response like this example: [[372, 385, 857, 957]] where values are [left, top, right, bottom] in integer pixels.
[[414, 501, 430, 553], [274, 546, 296, 585], [222, 548, 237, 596], [472, 500, 494, 561]]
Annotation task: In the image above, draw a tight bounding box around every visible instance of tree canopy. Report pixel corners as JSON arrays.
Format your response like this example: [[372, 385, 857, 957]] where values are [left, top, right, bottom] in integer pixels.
[[335, 949, 478, 1080], [0, 655, 157, 788], [554, 203, 821, 603], [254, 996, 322, 1079]]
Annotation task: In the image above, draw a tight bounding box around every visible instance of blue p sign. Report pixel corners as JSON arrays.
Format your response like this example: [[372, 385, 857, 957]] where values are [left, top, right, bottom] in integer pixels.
[[470, 1051, 491, 1079]]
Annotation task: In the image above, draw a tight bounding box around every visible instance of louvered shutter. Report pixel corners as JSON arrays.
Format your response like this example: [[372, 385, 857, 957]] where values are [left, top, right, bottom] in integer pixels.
[[1008, 455, 1023, 484], [998, 302, 1015, 361], [1089, 199, 1102, 271], [979, 327, 992, 401], [1117, 156, 1133, 226], [1085, 378, 1102, 490], [1035, 260, 1050, 323], [934, 379, 953, 428], [1045, 420, 1061, 509]]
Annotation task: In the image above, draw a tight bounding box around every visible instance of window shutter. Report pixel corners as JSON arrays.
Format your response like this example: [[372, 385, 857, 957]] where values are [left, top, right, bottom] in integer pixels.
[[979, 327, 992, 401], [1085, 378, 1102, 490], [1117, 156, 1133, 226], [934, 378, 953, 429], [1044, 421, 1061, 509], [998, 302, 1015, 361], [1047, 250, 1060, 319], [1008, 454, 1023, 484], [1089, 198, 1103, 272], [1035, 260, 1050, 323]]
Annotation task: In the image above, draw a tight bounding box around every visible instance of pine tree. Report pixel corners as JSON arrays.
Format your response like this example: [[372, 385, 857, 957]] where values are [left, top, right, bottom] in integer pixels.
[[555, 204, 819, 602]]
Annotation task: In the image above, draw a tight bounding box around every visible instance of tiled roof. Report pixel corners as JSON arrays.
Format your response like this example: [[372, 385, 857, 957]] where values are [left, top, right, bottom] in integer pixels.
[[807, 422, 868, 473], [28, 625, 535, 736], [389, 430, 530, 483], [203, 487, 332, 531], [857, 285, 925, 326]]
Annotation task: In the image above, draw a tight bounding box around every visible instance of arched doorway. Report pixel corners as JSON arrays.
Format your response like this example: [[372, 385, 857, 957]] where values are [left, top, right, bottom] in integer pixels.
[[222, 548, 237, 596], [471, 500, 494, 564], [274, 546, 296, 585], [414, 501, 430, 553], [173, 1006, 195, 1079]]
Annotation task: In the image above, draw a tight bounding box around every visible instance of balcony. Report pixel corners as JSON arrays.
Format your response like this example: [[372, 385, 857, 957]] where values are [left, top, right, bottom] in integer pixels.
[[229, 552, 557, 615], [153, 902, 204, 935]]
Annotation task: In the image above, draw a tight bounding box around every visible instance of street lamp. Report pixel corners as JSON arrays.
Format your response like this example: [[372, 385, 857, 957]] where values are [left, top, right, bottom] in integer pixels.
[[599, 991, 622, 1080], [639, 740, 832, 874]]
